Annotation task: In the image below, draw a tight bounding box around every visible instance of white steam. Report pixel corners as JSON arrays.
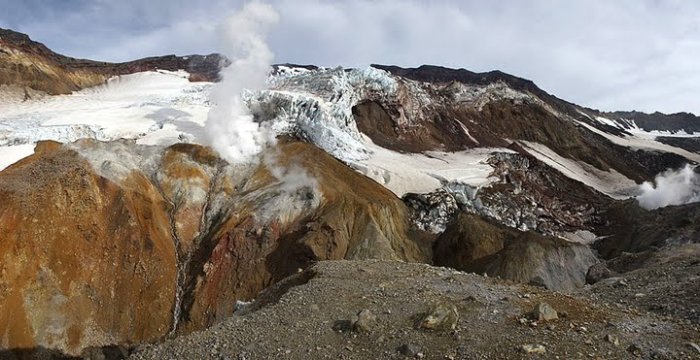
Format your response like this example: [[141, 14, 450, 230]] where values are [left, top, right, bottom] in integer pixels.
[[204, 1, 321, 220], [257, 149, 321, 224], [263, 150, 319, 195], [637, 164, 700, 210], [206, 2, 279, 164]]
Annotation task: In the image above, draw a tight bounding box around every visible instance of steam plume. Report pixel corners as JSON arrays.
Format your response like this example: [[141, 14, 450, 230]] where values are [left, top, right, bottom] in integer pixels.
[[206, 1, 279, 164], [637, 164, 700, 210]]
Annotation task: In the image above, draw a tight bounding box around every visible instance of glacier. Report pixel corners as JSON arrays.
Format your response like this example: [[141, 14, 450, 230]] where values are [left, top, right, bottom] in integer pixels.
[[5, 63, 696, 221]]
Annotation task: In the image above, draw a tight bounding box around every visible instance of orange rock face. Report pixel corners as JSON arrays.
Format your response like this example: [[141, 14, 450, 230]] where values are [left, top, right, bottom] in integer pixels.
[[0, 139, 424, 355], [0, 142, 176, 355]]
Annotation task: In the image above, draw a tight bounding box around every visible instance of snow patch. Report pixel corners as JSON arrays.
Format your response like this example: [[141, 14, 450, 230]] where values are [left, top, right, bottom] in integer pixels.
[[0, 70, 212, 170], [519, 140, 638, 198], [458, 122, 479, 145], [351, 137, 512, 196], [0, 144, 35, 170], [575, 119, 700, 163]]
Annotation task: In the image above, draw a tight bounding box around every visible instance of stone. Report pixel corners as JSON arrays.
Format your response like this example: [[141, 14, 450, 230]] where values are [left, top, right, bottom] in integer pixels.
[[604, 334, 619, 346], [352, 309, 376, 333], [530, 302, 558, 322], [397, 344, 421, 357], [586, 262, 614, 284], [415, 302, 459, 331], [332, 320, 353, 333], [520, 344, 546, 354], [627, 343, 642, 354]]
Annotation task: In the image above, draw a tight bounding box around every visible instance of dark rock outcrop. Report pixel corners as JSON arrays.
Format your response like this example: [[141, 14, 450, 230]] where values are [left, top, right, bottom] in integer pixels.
[[401, 148, 612, 236], [474, 148, 611, 233], [594, 200, 700, 258], [585, 263, 615, 284], [433, 213, 597, 291], [403, 189, 459, 233], [656, 136, 700, 154], [606, 110, 700, 134]]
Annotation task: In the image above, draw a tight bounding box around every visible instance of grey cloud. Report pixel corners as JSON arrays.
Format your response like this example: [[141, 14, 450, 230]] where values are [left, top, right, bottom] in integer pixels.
[[1, 0, 699, 114]]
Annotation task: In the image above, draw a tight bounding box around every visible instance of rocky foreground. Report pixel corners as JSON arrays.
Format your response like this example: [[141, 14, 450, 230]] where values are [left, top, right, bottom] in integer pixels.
[[128, 256, 700, 360]]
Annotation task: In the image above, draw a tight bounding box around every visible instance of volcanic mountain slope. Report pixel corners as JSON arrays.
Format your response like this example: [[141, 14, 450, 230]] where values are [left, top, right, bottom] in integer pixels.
[[0, 139, 425, 356], [0, 28, 224, 95], [356, 65, 693, 183], [2, 28, 700, 359], [250, 64, 700, 239]]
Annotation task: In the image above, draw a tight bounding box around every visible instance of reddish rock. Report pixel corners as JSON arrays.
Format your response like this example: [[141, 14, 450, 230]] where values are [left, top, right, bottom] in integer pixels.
[[0, 139, 425, 354], [177, 141, 425, 333]]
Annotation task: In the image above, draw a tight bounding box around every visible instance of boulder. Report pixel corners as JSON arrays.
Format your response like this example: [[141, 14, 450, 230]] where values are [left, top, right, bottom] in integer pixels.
[[352, 309, 376, 333], [415, 302, 459, 331], [530, 303, 558, 322], [520, 344, 546, 354], [586, 262, 615, 284]]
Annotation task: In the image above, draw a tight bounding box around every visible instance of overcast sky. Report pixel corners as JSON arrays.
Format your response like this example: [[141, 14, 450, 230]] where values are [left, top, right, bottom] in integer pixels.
[[1, 0, 699, 115]]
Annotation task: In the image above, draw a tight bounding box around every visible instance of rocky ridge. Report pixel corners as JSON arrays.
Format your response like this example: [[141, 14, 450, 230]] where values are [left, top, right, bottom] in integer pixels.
[[0, 28, 225, 95]]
